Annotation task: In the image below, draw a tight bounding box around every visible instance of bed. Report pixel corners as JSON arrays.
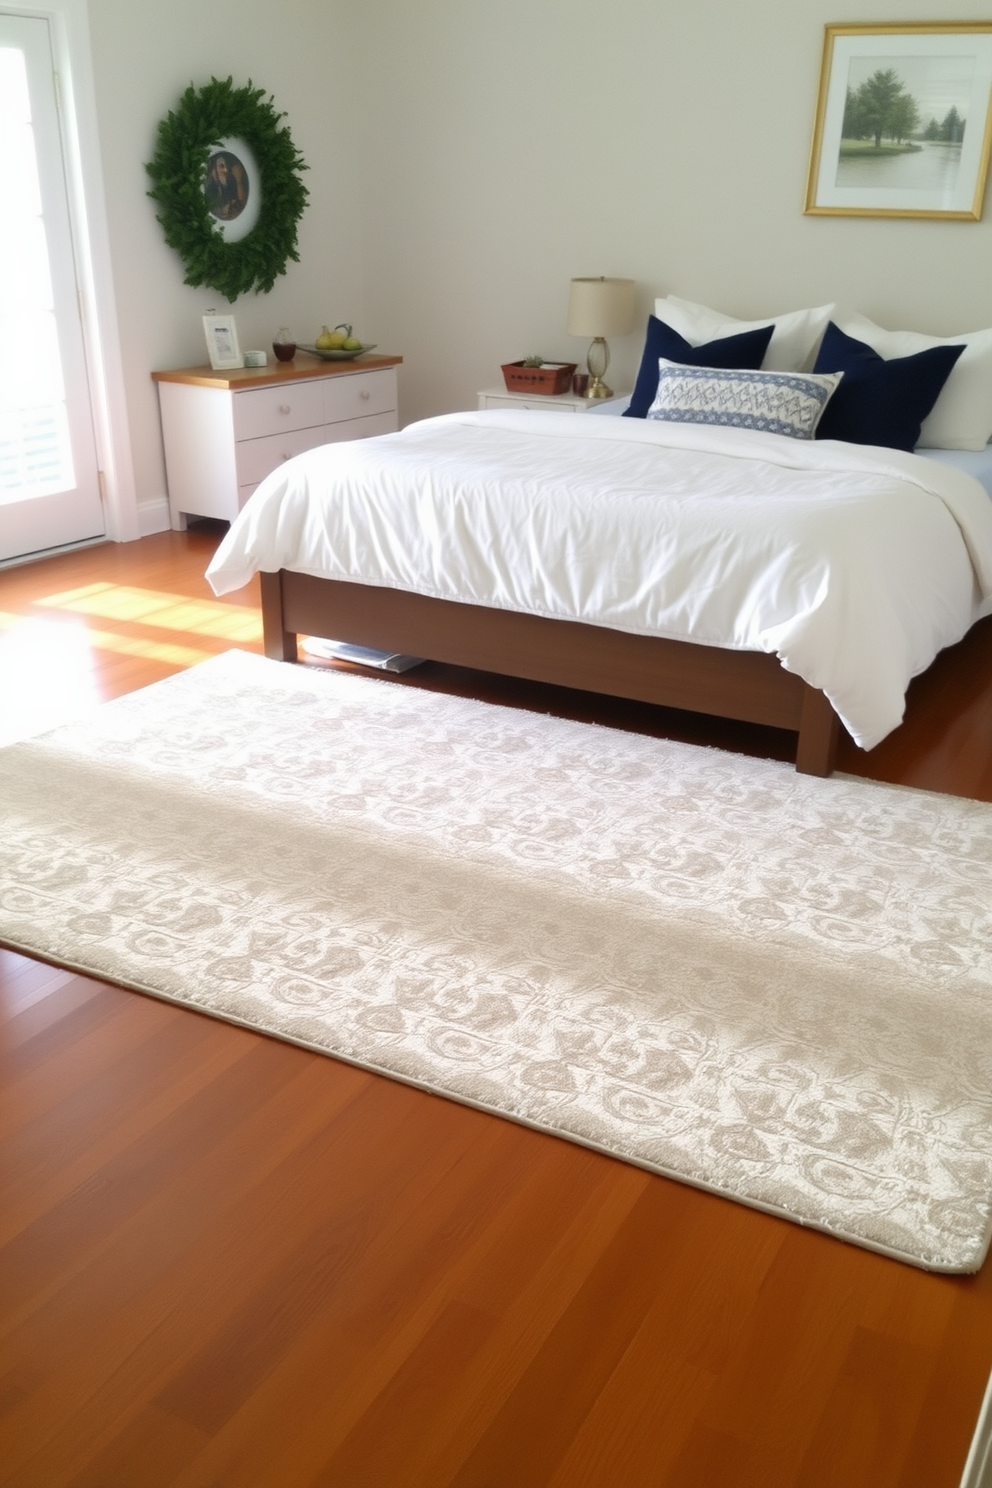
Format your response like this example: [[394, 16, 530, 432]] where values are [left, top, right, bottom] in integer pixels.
[[206, 299, 992, 777]]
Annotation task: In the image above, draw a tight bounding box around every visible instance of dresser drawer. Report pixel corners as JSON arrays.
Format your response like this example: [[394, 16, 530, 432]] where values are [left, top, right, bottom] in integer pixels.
[[319, 410, 397, 444], [235, 410, 398, 488], [232, 380, 325, 441], [323, 368, 397, 424], [235, 424, 331, 487], [155, 355, 402, 529]]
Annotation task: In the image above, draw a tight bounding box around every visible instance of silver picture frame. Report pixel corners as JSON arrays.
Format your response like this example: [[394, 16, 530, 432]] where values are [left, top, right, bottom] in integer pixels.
[[202, 312, 242, 370]]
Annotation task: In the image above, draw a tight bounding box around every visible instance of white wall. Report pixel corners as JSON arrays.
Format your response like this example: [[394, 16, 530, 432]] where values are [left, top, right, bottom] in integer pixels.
[[82, 0, 992, 522], [85, 0, 367, 530], [349, 0, 992, 424]]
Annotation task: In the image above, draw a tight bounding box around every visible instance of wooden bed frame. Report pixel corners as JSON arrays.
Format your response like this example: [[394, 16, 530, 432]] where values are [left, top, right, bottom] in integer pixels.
[[260, 570, 841, 776]]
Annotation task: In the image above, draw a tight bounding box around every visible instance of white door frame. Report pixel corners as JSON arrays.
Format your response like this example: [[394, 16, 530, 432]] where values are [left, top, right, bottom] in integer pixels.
[[2, 0, 137, 543]]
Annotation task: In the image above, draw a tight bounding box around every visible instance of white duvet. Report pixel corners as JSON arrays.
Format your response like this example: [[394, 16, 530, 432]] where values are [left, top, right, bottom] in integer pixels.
[[206, 410, 992, 750]]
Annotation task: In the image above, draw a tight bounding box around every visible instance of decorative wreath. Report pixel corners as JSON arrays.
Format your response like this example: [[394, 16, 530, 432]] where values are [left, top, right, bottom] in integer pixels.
[[145, 77, 309, 301]]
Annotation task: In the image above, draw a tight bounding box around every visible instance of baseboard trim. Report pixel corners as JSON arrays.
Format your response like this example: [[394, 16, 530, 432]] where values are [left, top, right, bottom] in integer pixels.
[[0, 535, 110, 572], [136, 496, 171, 537]]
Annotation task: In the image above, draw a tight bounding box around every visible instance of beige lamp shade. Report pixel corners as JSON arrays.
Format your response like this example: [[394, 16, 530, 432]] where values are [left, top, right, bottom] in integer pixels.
[[566, 277, 636, 338]]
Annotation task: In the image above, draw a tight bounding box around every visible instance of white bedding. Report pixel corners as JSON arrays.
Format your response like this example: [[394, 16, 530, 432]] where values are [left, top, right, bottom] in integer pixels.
[[206, 410, 992, 751]]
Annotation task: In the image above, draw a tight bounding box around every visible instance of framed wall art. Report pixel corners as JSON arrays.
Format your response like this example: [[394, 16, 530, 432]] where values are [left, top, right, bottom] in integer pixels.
[[146, 77, 309, 300], [203, 138, 262, 244], [202, 313, 242, 370], [805, 22, 992, 219]]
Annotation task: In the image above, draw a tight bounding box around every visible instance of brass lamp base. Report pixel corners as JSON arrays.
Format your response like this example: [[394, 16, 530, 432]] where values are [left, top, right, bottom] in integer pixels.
[[584, 336, 613, 398]]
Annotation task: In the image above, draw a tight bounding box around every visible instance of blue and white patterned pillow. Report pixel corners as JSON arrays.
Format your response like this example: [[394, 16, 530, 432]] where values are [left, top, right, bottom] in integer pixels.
[[646, 358, 843, 440]]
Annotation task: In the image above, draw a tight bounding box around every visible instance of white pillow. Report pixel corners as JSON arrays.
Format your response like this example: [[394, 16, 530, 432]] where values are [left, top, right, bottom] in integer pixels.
[[833, 311, 992, 451], [646, 359, 841, 441], [655, 295, 835, 373]]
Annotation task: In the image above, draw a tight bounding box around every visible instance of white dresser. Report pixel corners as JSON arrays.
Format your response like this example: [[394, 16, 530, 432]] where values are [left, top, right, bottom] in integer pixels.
[[477, 385, 626, 414], [154, 354, 402, 529]]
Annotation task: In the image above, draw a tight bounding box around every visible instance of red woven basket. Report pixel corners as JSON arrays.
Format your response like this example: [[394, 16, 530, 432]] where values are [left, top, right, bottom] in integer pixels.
[[501, 361, 577, 395]]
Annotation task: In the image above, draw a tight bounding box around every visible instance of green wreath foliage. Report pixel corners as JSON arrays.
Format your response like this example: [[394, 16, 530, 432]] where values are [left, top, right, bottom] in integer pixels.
[[146, 77, 309, 300]]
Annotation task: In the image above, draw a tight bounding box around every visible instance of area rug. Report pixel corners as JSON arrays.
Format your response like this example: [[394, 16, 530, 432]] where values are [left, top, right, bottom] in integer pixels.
[[2, 650, 991, 1272]]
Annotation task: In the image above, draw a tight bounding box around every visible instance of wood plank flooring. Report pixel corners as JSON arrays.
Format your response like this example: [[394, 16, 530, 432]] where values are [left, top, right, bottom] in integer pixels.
[[2, 527, 992, 1488]]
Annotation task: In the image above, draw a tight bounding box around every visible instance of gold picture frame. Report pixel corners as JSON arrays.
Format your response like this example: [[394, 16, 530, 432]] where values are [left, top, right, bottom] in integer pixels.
[[805, 22, 992, 219]]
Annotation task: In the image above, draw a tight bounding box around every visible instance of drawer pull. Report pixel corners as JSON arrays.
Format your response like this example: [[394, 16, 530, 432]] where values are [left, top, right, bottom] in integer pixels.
[[359, 389, 371, 400], [279, 404, 291, 415]]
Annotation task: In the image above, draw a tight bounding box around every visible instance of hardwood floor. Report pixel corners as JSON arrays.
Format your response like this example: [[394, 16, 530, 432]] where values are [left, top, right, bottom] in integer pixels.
[[2, 527, 992, 1488]]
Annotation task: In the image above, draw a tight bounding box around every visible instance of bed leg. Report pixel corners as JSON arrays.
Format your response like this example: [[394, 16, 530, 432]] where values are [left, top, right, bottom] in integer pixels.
[[260, 571, 298, 662], [795, 686, 839, 777]]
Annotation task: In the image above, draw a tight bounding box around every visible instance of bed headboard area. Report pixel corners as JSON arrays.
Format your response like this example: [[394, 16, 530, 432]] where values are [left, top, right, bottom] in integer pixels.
[[606, 294, 992, 463]]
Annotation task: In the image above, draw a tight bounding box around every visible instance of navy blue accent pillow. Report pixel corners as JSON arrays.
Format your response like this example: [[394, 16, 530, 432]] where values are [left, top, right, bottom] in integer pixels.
[[623, 316, 774, 419], [813, 321, 965, 452]]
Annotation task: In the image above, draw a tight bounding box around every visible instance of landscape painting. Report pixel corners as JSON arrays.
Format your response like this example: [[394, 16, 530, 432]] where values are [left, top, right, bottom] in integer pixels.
[[806, 23, 992, 219]]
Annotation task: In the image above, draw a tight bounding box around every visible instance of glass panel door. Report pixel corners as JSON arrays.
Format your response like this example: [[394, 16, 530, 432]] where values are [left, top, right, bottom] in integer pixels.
[[0, 11, 104, 562]]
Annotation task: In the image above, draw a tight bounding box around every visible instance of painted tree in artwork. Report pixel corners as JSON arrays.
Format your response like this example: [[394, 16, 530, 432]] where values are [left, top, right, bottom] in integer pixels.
[[842, 66, 921, 147], [842, 87, 865, 139], [921, 109, 966, 144], [886, 90, 920, 143]]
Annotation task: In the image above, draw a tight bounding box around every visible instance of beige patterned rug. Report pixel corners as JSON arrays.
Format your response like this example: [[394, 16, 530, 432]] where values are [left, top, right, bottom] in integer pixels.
[[2, 649, 991, 1272]]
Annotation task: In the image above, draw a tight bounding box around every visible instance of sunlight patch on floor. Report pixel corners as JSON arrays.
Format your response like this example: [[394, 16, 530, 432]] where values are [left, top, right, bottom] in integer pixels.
[[34, 583, 263, 642], [80, 626, 212, 667], [0, 605, 222, 745], [0, 614, 101, 745]]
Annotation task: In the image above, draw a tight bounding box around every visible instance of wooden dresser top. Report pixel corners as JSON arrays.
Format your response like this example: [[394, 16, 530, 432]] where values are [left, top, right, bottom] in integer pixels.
[[152, 352, 402, 391]]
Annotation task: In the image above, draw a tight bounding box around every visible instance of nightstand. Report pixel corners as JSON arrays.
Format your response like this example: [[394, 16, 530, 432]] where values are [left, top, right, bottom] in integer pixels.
[[153, 353, 402, 530], [477, 386, 627, 414]]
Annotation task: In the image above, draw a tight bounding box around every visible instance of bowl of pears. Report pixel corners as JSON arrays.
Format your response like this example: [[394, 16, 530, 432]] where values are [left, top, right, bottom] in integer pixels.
[[302, 324, 377, 361]]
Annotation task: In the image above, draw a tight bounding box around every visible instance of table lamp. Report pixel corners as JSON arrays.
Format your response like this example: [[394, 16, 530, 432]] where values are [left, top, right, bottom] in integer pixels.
[[566, 277, 636, 398]]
